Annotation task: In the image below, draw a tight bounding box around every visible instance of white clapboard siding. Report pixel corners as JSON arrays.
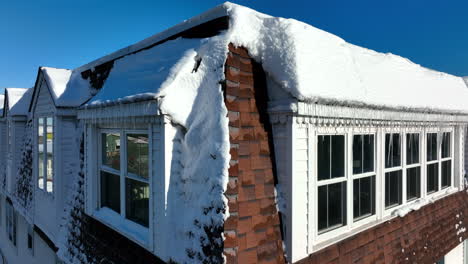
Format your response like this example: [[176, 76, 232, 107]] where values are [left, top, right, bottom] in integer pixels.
[[33, 78, 55, 116]]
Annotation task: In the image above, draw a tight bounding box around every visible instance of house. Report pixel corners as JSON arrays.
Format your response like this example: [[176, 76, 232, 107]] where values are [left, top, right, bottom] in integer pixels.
[[1, 2, 468, 264]]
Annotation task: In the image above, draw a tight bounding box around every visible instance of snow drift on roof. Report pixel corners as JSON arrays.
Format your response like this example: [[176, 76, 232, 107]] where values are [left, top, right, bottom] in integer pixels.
[[41, 67, 92, 107], [6, 88, 33, 116], [85, 2, 468, 114], [0, 94, 4, 113]]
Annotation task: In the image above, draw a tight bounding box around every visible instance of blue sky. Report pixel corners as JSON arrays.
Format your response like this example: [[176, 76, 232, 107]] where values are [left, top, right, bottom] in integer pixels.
[[1, 0, 467, 92]]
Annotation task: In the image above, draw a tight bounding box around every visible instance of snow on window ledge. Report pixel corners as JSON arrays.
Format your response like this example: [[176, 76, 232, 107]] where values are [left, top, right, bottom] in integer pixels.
[[92, 207, 149, 248], [392, 186, 460, 218]]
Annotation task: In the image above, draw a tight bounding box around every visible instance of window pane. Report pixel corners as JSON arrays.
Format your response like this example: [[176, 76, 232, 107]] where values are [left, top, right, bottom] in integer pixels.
[[353, 135, 374, 174], [427, 163, 439, 193], [406, 167, 421, 201], [442, 160, 451, 188], [385, 134, 401, 168], [331, 135, 345, 178], [318, 136, 331, 180], [441, 132, 451, 158], [100, 171, 120, 213], [38, 118, 44, 189], [46, 117, 53, 193], [427, 133, 437, 161], [385, 170, 402, 208], [353, 176, 375, 219], [126, 178, 149, 227], [318, 182, 346, 232], [127, 134, 149, 179], [363, 135, 374, 173], [318, 184, 328, 231], [406, 133, 419, 165], [102, 133, 120, 171], [352, 135, 363, 174]]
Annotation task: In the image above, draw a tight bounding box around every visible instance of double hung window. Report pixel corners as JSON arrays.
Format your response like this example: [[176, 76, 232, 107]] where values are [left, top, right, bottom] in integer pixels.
[[37, 117, 54, 193], [426, 132, 452, 193], [317, 135, 346, 233], [100, 130, 150, 228]]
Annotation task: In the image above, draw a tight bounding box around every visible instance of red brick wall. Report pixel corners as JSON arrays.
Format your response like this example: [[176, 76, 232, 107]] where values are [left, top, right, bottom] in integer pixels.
[[297, 190, 468, 264], [223, 44, 285, 264]]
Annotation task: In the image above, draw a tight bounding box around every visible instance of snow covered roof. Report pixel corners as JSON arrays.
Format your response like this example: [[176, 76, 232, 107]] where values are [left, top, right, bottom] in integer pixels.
[[5, 88, 33, 116], [80, 2, 468, 115], [40, 67, 93, 107]]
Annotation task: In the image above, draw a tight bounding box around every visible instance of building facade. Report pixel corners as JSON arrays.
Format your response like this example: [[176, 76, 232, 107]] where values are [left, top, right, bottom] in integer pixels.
[[1, 3, 468, 264]]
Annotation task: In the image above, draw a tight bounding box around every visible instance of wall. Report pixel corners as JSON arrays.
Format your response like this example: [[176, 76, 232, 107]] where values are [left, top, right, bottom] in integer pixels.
[[223, 44, 285, 264], [297, 190, 468, 263]]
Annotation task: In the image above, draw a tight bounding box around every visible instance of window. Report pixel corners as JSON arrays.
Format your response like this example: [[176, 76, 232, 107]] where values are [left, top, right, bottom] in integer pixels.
[[99, 130, 150, 228], [317, 135, 346, 233], [5, 199, 16, 246], [441, 132, 452, 188], [384, 133, 402, 208], [406, 133, 421, 201], [37, 117, 54, 193], [426, 132, 452, 193], [352, 134, 375, 220]]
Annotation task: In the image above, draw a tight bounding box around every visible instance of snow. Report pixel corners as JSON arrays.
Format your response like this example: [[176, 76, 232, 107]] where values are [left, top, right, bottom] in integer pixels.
[[0, 94, 4, 116], [63, 2, 468, 263], [392, 198, 428, 217], [5, 88, 33, 116], [41, 67, 92, 107]]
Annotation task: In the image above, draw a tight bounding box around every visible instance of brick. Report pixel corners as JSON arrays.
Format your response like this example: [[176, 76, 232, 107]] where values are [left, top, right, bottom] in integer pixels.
[[240, 169, 255, 185], [227, 195, 238, 213], [228, 163, 239, 176], [226, 66, 240, 82], [225, 215, 238, 230], [228, 44, 250, 58], [226, 80, 240, 96], [238, 217, 253, 234], [229, 126, 240, 142], [239, 141, 250, 156], [226, 177, 238, 195], [238, 249, 258, 264], [230, 147, 238, 160], [251, 156, 272, 170], [239, 201, 261, 217], [239, 185, 256, 201], [228, 111, 240, 127], [226, 52, 241, 68], [238, 234, 247, 251], [240, 126, 255, 140], [246, 231, 257, 249], [238, 157, 251, 172], [239, 56, 253, 72], [224, 231, 237, 248]]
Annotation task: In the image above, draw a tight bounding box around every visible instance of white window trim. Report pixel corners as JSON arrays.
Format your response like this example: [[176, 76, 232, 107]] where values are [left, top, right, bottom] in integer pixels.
[[36, 116, 54, 195], [90, 126, 154, 249], [312, 125, 459, 247]]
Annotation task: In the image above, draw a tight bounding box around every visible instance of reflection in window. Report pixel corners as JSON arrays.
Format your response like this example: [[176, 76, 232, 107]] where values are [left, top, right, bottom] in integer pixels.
[[427, 163, 439, 193], [407, 167, 421, 201], [353, 176, 375, 219], [318, 135, 345, 180], [385, 170, 402, 208], [37, 117, 54, 192], [318, 182, 346, 232], [385, 133, 401, 168], [426, 133, 437, 161], [353, 135, 374, 174], [99, 131, 150, 228], [442, 160, 451, 188], [441, 132, 451, 158], [406, 133, 419, 165], [102, 133, 121, 171]]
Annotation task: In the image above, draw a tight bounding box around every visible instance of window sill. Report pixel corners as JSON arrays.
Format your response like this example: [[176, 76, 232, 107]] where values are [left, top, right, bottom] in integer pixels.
[[92, 207, 149, 248]]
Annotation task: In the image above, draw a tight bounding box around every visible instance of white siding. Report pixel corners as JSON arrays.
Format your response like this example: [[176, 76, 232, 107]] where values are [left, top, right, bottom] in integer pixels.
[[33, 78, 55, 116], [446, 242, 464, 264]]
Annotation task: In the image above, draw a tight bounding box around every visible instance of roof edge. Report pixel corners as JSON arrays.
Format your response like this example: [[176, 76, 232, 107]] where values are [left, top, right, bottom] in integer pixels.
[[74, 3, 230, 73]]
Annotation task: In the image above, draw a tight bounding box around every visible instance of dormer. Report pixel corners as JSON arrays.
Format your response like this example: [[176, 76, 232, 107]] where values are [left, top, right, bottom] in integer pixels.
[[28, 66, 92, 245]]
